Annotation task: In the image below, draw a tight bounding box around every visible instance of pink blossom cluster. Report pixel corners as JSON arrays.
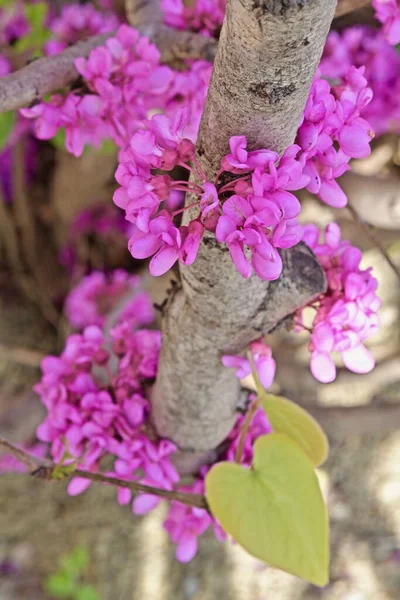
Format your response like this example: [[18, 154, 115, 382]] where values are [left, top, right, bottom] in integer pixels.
[[115, 65, 374, 281], [372, 0, 400, 45], [21, 25, 175, 155], [115, 111, 306, 280], [59, 203, 132, 275], [45, 3, 119, 56], [35, 275, 272, 562], [34, 322, 172, 498], [321, 26, 400, 136], [161, 0, 225, 37], [299, 223, 380, 383], [64, 269, 154, 330], [295, 66, 373, 208], [222, 339, 276, 390]]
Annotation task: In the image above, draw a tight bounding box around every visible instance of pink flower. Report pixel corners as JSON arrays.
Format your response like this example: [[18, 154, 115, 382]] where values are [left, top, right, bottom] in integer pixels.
[[300, 223, 380, 382], [222, 339, 276, 389], [64, 270, 154, 330], [373, 0, 400, 45]]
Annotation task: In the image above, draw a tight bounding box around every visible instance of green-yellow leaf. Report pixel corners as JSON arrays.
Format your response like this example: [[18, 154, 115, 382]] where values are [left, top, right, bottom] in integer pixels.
[[259, 391, 328, 467], [206, 433, 329, 586], [0, 111, 15, 149]]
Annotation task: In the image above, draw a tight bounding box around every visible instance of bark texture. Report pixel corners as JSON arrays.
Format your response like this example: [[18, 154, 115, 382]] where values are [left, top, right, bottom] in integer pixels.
[[152, 0, 335, 459]]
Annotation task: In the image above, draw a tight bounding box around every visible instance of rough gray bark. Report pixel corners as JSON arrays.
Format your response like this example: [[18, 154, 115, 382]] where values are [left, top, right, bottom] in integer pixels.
[[152, 0, 336, 461]]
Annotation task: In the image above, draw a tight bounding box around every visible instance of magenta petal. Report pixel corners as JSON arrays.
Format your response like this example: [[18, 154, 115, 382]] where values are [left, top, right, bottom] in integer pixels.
[[251, 248, 282, 281], [256, 356, 276, 389], [310, 351, 336, 383], [176, 534, 198, 563], [128, 229, 160, 259], [117, 487, 132, 506], [339, 124, 371, 159], [228, 242, 252, 279], [312, 323, 334, 353], [341, 345, 375, 374], [133, 493, 160, 515], [318, 179, 348, 208], [67, 477, 92, 496], [150, 245, 179, 276]]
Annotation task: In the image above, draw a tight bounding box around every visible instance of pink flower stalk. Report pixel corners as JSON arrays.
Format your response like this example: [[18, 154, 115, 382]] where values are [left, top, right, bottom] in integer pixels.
[[372, 0, 400, 45], [64, 270, 154, 330], [299, 223, 380, 383], [46, 3, 119, 55]]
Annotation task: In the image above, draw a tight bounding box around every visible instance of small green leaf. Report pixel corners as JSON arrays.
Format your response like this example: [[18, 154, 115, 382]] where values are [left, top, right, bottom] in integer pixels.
[[206, 433, 329, 586], [0, 111, 15, 149], [75, 584, 100, 600], [52, 446, 78, 480], [61, 546, 89, 578], [44, 573, 77, 598], [52, 461, 77, 480], [259, 391, 329, 467]]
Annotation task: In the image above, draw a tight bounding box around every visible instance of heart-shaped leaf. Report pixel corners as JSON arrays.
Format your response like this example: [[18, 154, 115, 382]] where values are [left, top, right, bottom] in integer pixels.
[[259, 391, 328, 467], [206, 433, 329, 586]]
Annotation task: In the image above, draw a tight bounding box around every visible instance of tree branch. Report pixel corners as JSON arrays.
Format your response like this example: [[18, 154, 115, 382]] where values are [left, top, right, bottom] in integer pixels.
[[0, 15, 217, 114], [152, 0, 334, 466], [0, 34, 111, 113], [0, 0, 369, 114], [0, 436, 208, 510]]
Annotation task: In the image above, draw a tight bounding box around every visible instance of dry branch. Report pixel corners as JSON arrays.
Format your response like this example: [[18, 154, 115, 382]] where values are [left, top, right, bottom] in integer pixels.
[[0, 436, 208, 510], [0, 24, 216, 114]]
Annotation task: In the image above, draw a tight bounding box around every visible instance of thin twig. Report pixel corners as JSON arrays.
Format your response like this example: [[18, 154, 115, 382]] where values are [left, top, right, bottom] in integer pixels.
[[347, 201, 400, 282], [235, 397, 259, 464], [0, 437, 42, 471], [0, 436, 209, 510]]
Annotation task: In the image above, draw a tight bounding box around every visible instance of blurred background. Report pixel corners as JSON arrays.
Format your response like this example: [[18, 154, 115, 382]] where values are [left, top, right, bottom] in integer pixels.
[[1, 1, 400, 599]]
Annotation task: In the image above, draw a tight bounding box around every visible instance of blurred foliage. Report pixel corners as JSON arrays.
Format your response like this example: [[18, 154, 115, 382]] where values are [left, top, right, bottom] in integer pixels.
[[44, 546, 100, 600], [0, 111, 15, 149], [14, 2, 50, 55]]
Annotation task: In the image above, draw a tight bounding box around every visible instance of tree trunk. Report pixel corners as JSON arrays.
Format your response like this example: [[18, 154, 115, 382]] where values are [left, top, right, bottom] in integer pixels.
[[152, 0, 336, 467]]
